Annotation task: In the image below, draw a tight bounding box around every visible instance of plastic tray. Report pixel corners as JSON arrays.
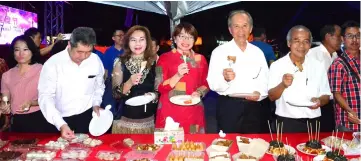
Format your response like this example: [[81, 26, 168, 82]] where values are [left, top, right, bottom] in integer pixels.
[[96, 150, 122, 161], [44, 140, 70, 150], [57, 133, 89, 144], [111, 140, 134, 150], [132, 144, 163, 154], [171, 142, 206, 152], [166, 151, 204, 161], [321, 136, 353, 149], [24, 146, 58, 161], [123, 151, 156, 160], [60, 147, 91, 160], [80, 138, 103, 147]]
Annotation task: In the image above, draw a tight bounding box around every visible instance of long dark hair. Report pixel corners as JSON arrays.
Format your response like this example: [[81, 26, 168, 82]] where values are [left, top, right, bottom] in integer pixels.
[[120, 25, 155, 68], [8, 35, 41, 68]]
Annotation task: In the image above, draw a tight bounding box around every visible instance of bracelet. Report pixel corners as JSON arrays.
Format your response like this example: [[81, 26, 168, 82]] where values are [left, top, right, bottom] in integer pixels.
[[196, 89, 204, 97]]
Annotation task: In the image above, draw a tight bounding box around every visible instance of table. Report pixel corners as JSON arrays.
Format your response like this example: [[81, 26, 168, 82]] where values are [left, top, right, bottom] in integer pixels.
[[0, 132, 359, 160]]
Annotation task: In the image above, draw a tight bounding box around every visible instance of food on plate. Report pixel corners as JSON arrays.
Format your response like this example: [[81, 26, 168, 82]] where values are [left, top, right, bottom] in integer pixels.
[[172, 141, 205, 151], [135, 144, 161, 152], [238, 153, 257, 159], [302, 139, 326, 155], [323, 151, 347, 161], [227, 56, 237, 64], [26, 150, 57, 160], [215, 139, 233, 147], [268, 140, 288, 155], [123, 138, 135, 147], [0, 151, 22, 160], [10, 138, 37, 145], [184, 99, 192, 104], [238, 137, 250, 144], [276, 153, 296, 161], [83, 138, 102, 147], [97, 151, 121, 160]]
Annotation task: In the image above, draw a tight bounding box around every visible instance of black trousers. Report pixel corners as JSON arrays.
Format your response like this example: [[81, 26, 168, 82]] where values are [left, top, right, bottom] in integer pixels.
[[216, 95, 263, 133], [319, 100, 335, 132], [11, 110, 56, 133], [276, 115, 320, 133], [42, 108, 94, 133]]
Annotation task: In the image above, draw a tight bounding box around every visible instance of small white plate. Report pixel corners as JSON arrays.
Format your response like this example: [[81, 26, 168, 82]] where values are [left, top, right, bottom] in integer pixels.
[[229, 93, 257, 98], [89, 105, 113, 136], [313, 155, 326, 161], [125, 94, 155, 106], [170, 95, 200, 106], [296, 143, 331, 156], [287, 100, 317, 107]]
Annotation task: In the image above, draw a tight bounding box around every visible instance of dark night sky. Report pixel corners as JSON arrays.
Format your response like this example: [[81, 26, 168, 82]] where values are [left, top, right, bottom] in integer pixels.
[[0, 1, 360, 54]]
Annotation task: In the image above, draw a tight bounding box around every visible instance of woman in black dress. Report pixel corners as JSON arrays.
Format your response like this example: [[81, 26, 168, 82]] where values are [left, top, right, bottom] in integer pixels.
[[111, 25, 158, 134]]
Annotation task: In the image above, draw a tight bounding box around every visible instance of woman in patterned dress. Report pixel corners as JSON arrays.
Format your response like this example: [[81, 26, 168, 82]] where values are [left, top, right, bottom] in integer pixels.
[[155, 22, 209, 134]]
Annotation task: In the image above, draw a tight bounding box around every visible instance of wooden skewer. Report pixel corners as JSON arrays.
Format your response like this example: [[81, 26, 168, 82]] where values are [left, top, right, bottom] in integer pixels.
[[276, 119, 278, 141], [315, 121, 318, 141], [310, 123, 313, 141], [280, 122, 283, 144], [286, 137, 289, 155], [338, 132, 344, 155], [267, 120, 274, 141], [318, 121, 321, 141], [307, 120, 310, 141], [331, 130, 334, 150], [277, 123, 280, 142]]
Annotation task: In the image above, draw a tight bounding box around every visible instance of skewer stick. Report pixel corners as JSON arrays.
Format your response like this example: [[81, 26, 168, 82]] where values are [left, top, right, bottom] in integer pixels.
[[310, 123, 313, 141], [276, 119, 278, 140], [318, 121, 320, 141], [277, 123, 279, 142], [331, 130, 334, 150], [280, 122, 283, 144], [286, 137, 289, 155], [338, 132, 344, 156], [315, 121, 318, 141], [267, 120, 274, 141], [307, 120, 310, 140]]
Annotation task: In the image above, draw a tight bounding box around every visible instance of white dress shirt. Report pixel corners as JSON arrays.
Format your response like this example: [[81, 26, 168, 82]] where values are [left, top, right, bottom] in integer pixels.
[[268, 53, 332, 119], [207, 39, 269, 101], [38, 48, 105, 130], [308, 44, 338, 71]]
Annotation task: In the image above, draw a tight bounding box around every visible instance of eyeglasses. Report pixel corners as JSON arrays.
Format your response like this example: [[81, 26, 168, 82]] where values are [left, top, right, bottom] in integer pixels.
[[344, 34, 360, 39], [177, 35, 194, 41]]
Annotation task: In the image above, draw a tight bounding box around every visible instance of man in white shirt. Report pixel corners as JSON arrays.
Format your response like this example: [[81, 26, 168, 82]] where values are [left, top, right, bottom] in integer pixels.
[[207, 10, 269, 133], [268, 25, 332, 133], [308, 24, 342, 132], [38, 27, 105, 139]]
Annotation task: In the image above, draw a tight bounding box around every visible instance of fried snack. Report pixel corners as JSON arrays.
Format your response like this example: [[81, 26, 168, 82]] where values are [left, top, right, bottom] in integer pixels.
[[238, 137, 250, 144], [227, 56, 237, 64], [168, 154, 203, 161], [184, 100, 192, 104], [302, 146, 326, 155], [294, 62, 303, 72], [268, 146, 289, 155], [215, 139, 233, 147], [238, 153, 257, 159], [172, 141, 205, 151], [322, 151, 347, 161], [135, 144, 161, 152]]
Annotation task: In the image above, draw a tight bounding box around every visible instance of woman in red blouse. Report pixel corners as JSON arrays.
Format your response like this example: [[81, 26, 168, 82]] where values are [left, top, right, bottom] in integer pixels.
[[155, 22, 209, 134]]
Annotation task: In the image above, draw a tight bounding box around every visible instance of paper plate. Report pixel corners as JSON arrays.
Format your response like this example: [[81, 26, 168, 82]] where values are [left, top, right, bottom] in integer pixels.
[[125, 94, 155, 106], [287, 100, 317, 107], [170, 95, 200, 106], [89, 105, 113, 136], [296, 143, 331, 156], [266, 144, 296, 155], [229, 93, 257, 98]]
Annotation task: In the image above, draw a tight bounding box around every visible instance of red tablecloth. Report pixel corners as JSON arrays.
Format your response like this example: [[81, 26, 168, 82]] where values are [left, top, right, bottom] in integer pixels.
[[0, 132, 359, 161]]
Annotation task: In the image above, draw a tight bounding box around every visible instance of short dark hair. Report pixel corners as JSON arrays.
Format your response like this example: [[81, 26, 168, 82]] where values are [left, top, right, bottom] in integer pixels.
[[24, 27, 41, 38], [113, 29, 125, 36], [341, 21, 360, 36], [51, 40, 69, 54], [69, 27, 97, 48], [253, 28, 266, 37], [151, 37, 159, 46], [172, 22, 198, 43], [320, 24, 339, 41], [9, 35, 42, 66]]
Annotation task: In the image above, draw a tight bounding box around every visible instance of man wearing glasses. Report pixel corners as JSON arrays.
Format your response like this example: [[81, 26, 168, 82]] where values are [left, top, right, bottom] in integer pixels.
[[328, 21, 360, 132], [268, 25, 331, 133], [102, 29, 125, 119]]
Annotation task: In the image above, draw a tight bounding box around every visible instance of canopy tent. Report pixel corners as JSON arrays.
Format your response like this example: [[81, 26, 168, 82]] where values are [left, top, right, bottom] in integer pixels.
[[88, 1, 240, 35]]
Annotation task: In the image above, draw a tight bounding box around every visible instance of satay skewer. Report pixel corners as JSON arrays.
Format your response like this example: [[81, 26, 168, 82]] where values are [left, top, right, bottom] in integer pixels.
[[318, 121, 321, 141], [307, 120, 310, 141], [338, 132, 344, 156], [267, 120, 274, 141], [310, 123, 313, 141]]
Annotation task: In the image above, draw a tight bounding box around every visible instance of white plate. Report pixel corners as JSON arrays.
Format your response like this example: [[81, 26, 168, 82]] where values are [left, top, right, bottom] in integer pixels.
[[170, 95, 200, 106], [266, 145, 296, 155], [89, 105, 113, 136], [287, 100, 316, 107], [313, 155, 326, 161], [229, 93, 257, 98], [125, 94, 155, 106], [296, 143, 331, 156]]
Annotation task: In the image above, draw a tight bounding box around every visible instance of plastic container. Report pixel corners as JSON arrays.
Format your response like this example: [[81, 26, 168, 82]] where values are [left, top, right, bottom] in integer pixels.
[[60, 147, 91, 160], [166, 151, 205, 161], [57, 133, 89, 144], [208, 151, 231, 161], [171, 142, 206, 152], [44, 140, 69, 150], [132, 144, 163, 154], [232, 152, 259, 161], [96, 150, 122, 161], [80, 137, 103, 147], [210, 138, 233, 152], [0, 150, 23, 161], [321, 136, 353, 149], [111, 140, 133, 150], [24, 146, 58, 161], [236, 136, 252, 152], [123, 151, 156, 160]]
